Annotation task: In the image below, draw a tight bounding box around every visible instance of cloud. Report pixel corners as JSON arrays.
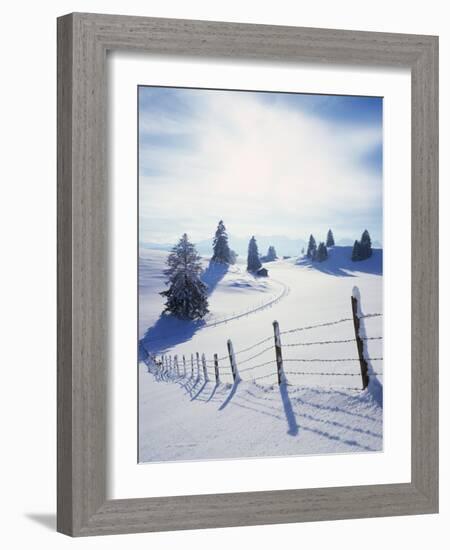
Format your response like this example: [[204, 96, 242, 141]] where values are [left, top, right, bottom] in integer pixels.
[[139, 89, 382, 245]]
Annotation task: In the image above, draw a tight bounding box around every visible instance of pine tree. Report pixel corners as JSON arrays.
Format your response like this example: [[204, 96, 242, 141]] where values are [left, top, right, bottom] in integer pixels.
[[316, 242, 328, 262], [306, 234, 317, 260], [247, 236, 262, 272], [211, 220, 231, 264], [266, 246, 278, 262], [160, 233, 209, 319], [360, 229, 373, 259], [351, 240, 361, 261], [326, 229, 335, 247], [351, 230, 373, 261]]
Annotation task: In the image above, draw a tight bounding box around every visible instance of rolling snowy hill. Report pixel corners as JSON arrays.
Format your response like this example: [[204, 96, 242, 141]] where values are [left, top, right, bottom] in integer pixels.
[[139, 245, 383, 462]]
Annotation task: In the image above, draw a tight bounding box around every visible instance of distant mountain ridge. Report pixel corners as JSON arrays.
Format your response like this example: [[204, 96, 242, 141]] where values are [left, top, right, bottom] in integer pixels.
[[141, 234, 307, 257], [140, 234, 382, 258]]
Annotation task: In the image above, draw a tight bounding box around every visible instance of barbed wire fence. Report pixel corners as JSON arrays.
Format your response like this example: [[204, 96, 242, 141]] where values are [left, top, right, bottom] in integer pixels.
[[143, 294, 383, 391]]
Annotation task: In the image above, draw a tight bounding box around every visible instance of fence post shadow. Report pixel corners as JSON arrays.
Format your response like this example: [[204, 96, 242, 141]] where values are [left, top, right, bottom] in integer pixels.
[[279, 383, 299, 436], [190, 379, 208, 401], [218, 379, 240, 411], [205, 382, 220, 403]]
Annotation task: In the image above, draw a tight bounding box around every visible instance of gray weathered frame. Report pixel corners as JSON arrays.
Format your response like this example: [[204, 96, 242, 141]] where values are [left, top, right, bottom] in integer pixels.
[[57, 12, 438, 537]]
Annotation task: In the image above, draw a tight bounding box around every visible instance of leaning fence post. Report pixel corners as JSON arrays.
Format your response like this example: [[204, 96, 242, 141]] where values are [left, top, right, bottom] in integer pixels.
[[196, 352, 201, 379], [227, 339, 240, 382], [183, 355, 186, 377], [214, 353, 220, 384], [351, 295, 370, 389], [191, 353, 194, 378], [202, 353, 209, 381], [273, 321, 286, 384]]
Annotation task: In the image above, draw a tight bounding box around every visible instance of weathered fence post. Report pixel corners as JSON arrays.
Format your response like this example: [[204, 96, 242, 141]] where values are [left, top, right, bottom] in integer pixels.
[[191, 353, 194, 378], [214, 353, 220, 384], [273, 320, 286, 384], [174, 355, 179, 376], [196, 352, 201, 379], [227, 339, 240, 382], [351, 295, 370, 389], [183, 355, 186, 377], [201, 353, 209, 381], [169, 355, 172, 374]]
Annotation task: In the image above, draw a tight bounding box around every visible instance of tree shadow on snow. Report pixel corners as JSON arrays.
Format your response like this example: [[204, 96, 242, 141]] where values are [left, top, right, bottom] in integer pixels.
[[140, 313, 206, 355], [201, 260, 229, 294], [296, 247, 382, 278]]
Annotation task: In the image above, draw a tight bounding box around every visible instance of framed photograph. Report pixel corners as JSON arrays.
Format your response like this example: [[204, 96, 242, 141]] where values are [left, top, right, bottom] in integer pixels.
[[57, 13, 438, 536]]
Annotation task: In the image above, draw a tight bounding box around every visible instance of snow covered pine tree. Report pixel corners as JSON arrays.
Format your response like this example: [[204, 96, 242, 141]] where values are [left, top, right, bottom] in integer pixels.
[[326, 229, 335, 247], [316, 242, 328, 262], [351, 239, 361, 261], [247, 236, 262, 272], [265, 246, 278, 261], [306, 234, 317, 260], [211, 220, 232, 264], [160, 233, 209, 319], [360, 229, 373, 259], [351, 230, 372, 261]]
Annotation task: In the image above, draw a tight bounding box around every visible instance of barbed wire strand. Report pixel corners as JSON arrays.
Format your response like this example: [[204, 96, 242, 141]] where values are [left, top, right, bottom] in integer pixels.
[[283, 357, 383, 363], [284, 371, 383, 376], [284, 336, 382, 347]]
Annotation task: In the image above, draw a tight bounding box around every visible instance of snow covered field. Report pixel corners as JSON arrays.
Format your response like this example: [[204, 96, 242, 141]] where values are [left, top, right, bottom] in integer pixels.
[[139, 246, 383, 462]]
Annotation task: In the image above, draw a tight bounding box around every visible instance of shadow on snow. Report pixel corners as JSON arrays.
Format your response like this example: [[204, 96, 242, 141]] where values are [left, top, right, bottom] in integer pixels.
[[144, 362, 381, 452], [201, 260, 229, 294], [139, 260, 229, 357], [140, 314, 206, 356], [296, 246, 382, 278]]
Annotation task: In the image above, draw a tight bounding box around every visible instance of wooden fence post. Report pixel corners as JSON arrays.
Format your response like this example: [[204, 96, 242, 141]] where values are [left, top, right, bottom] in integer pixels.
[[351, 296, 370, 390], [183, 355, 186, 377], [202, 353, 209, 381], [214, 353, 220, 385], [191, 353, 194, 378], [169, 355, 172, 374], [196, 352, 201, 379], [174, 355, 179, 376], [227, 339, 240, 382], [273, 320, 286, 385]]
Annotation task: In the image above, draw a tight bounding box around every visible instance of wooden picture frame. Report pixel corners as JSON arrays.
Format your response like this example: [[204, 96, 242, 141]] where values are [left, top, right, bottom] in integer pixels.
[[57, 12, 438, 536]]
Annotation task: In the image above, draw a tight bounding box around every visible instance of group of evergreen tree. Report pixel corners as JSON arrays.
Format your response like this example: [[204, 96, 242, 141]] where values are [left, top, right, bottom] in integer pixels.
[[306, 229, 334, 263], [160, 222, 374, 319], [161, 219, 264, 320], [261, 245, 278, 262], [351, 229, 372, 261]]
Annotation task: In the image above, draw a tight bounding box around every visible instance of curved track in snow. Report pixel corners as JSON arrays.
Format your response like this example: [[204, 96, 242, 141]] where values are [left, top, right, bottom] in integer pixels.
[[203, 276, 290, 329]]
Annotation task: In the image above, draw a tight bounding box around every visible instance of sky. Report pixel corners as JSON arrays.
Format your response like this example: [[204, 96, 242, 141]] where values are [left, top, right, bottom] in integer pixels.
[[139, 86, 383, 247]]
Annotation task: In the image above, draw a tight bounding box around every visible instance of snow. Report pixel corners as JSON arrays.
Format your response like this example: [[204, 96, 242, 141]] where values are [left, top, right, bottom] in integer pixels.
[[139, 366, 382, 462], [139, 245, 383, 462]]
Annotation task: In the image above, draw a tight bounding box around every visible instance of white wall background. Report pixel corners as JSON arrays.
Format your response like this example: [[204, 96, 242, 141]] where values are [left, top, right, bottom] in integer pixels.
[[0, 1, 447, 548]]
